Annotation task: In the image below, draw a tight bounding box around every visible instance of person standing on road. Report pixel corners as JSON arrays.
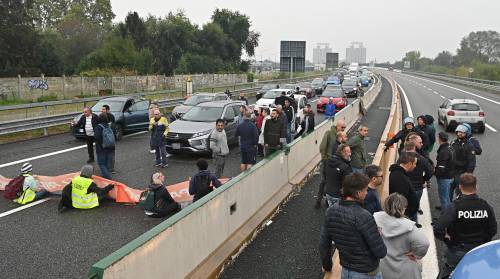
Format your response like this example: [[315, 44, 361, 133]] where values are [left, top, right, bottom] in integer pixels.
[[58, 164, 114, 211], [209, 119, 229, 178], [14, 163, 49, 205], [74, 107, 98, 163], [434, 173, 497, 278], [389, 152, 419, 223], [236, 111, 259, 171], [316, 120, 347, 208], [324, 97, 336, 121], [148, 101, 160, 153], [142, 171, 181, 218], [239, 92, 248, 105], [263, 109, 284, 156], [363, 165, 383, 215], [324, 144, 353, 207], [384, 117, 428, 155], [462, 123, 482, 156], [449, 124, 476, 201], [417, 115, 435, 154], [94, 113, 115, 179], [236, 105, 246, 126], [435, 132, 454, 210], [348, 125, 369, 173], [283, 99, 294, 143], [101, 105, 116, 174], [189, 159, 222, 202], [149, 109, 170, 168], [424, 115, 437, 153], [295, 104, 315, 138], [275, 105, 288, 146], [259, 108, 271, 156], [374, 193, 430, 279], [319, 173, 387, 278]]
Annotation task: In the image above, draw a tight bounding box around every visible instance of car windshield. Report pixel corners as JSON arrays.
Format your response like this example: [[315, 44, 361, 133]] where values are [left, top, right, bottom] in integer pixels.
[[323, 89, 344, 98], [92, 100, 123, 112], [183, 95, 214, 106], [263, 90, 283, 99], [181, 106, 223, 122], [343, 81, 357, 87], [361, 76, 369, 80], [452, 103, 480, 111]]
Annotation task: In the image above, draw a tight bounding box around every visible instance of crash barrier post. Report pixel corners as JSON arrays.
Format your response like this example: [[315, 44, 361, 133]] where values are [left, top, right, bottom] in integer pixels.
[[86, 76, 383, 279]]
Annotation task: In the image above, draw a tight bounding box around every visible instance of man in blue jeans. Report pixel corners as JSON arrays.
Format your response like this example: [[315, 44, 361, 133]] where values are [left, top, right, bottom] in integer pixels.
[[435, 132, 454, 210]]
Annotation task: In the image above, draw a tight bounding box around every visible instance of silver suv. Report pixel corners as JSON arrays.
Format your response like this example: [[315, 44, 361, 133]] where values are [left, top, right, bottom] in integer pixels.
[[438, 98, 485, 133], [172, 92, 230, 119]]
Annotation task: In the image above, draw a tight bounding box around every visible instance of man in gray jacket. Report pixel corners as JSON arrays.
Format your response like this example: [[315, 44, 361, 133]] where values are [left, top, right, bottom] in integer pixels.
[[209, 119, 229, 178], [348, 125, 368, 173]]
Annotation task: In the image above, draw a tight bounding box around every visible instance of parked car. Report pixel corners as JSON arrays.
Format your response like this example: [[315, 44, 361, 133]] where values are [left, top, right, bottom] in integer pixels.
[[437, 98, 486, 133], [316, 86, 348, 113], [297, 82, 316, 98], [71, 96, 150, 140], [256, 84, 278, 100], [172, 93, 230, 119], [166, 100, 245, 154], [342, 79, 360, 98], [312, 78, 325, 95], [255, 89, 294, 107], [450, 240, 500, 279]]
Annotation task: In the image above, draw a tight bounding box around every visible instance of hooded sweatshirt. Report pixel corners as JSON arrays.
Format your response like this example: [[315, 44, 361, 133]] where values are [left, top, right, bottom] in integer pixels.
[[374, 211, 430, 279]]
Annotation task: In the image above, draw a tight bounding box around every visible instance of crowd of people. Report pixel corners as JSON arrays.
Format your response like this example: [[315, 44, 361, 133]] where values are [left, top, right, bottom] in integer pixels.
[[318, 113, 497, 279]]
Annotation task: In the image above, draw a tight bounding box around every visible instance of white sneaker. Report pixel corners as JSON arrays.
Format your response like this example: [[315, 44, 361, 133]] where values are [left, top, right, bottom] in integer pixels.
[[166, 153, 172, 158], [150, 150, 155, 154]]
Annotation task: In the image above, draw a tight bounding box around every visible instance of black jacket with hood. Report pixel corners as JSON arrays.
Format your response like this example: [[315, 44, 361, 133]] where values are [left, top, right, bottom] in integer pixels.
[[389, 164, 418, 217]]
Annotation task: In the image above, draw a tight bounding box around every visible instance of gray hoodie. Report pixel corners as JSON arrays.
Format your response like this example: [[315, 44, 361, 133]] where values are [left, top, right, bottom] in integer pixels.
[[209, 129, 229, 156], [374, 211, 430, 279]]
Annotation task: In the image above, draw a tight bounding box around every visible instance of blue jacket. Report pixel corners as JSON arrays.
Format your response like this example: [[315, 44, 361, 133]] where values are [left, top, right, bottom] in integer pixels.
[[236, 119, 259, 151], [363, 187, 382, 215], [325, 103, 336, 117]]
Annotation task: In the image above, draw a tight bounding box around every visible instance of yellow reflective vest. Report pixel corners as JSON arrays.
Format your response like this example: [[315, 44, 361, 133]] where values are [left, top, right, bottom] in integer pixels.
[[71, 176, 99, 209], [15, 175, 37, 205]]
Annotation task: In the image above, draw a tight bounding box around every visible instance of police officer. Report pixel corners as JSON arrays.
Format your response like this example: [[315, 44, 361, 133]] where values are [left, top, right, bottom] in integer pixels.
[[384, 117, 429, 154], [449, 124, 476, 201], [433, 173, 497, 278]]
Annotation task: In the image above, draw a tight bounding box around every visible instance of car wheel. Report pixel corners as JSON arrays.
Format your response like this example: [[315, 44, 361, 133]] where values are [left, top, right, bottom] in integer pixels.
[[478, 125, 486, 133], [437, 113, 443, 125], [444, 119, 451, 132], [114, 123, 124, 141]]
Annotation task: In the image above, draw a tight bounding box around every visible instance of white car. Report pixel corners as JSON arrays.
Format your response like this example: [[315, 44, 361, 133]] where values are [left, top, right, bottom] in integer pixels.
[[255, 89, 294, 107], [437, 98, 485, 133]]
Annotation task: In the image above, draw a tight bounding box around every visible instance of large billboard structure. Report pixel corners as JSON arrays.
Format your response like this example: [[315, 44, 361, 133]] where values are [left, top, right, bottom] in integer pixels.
[[326, 52, 339, 69], [280, 41, 306, 73]]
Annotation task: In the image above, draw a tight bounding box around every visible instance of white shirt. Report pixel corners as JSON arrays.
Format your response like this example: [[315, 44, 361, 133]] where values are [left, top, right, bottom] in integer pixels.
[[85, 116, 94, 136]]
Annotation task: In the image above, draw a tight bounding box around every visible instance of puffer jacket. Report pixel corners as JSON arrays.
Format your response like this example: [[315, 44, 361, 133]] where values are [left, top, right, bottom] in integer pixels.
[[324, 155, 352, 198], [149, 116, 169, 147], [374, 211, 430, 279], [389, 164, 418, 218], [320, 200, 387, 272]]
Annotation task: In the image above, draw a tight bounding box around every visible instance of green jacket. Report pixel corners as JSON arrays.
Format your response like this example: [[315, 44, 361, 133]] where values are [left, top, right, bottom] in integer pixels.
[[320, 126, 338, 160], [348, 134, 366, 169]]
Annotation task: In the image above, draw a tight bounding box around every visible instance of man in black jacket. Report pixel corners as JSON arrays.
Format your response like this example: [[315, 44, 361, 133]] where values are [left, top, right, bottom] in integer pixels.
[[435, 132, 454, 210], [434, 173, 497, 278], [384, 117, 429, 154], [144, 171, 180, 218], [74, 107, 99, 163], [324, 144, 352, 207], [263, 110, 284, 156], [449, 124, 477, 201], [283, 99, 294, 143], [320, 173, 387, 277], [389, 152, 418, 220], [295, 104, 315, 138]]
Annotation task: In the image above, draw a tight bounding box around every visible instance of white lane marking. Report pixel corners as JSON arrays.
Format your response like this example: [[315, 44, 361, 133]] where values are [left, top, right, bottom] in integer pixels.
[[427, 88, 433, 91], [433, 91, 439, 95], [0, 131, 149, 169], [396, 83, 413, 117], [440, 95, 445, 99], [486, 123, 498, 132], [0, 198, 50, 218], [408, 75, 500, 106]]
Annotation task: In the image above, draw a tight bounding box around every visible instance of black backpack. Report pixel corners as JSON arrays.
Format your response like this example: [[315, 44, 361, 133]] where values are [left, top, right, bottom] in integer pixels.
[[138, 189, 156, 211], [193, 174, 212, 202]]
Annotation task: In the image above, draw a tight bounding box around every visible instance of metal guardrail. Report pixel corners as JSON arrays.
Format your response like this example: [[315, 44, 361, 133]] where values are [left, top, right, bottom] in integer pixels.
[[403, 71, 500, 93]]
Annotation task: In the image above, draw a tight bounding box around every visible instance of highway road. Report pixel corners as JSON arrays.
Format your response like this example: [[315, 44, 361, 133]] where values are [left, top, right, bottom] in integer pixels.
[[390, 72, 500, 274], [0, 92, 337, 278]]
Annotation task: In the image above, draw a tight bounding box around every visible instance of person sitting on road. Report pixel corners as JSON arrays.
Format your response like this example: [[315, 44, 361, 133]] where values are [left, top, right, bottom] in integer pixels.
[[15, 162, 49, 205], [324, 97, 336, 120], [58, 164, 114, 211], [189, 159, 222, 202], [143, 171, 181, 218], [374, 193, 430, 279]]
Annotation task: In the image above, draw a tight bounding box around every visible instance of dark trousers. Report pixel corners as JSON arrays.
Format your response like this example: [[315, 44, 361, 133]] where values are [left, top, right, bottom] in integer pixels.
[[109, 150, 115, 172], [86, 136, 95, 160], [97, 152, 113, 179], [148, 203, 181, 218], [316, 160, 327, 203], [264, 146, 280, 157], [450, 172, 464, 202], [97, 184, 114, 201]]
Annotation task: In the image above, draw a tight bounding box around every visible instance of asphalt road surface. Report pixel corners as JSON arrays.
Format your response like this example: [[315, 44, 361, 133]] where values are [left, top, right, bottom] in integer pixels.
[[0, 91, 339, 278], [219, 77, 393, 278]]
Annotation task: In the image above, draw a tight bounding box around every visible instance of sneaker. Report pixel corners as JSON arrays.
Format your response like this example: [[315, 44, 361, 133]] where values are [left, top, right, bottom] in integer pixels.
[[154, 163, 162, 167], [161, 163, 169, 168], [418, 209, 424, 215], [150, 150, 156, 154], [166, 153, 172, 158]]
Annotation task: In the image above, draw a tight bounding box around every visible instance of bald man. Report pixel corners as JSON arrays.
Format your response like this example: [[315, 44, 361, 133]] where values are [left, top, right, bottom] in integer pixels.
[[74, 107, 99, 163]]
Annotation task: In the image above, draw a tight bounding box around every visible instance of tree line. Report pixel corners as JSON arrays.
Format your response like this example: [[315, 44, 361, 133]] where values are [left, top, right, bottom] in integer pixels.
[[0, 0, 260, 77], [396, 31, 500, 80]]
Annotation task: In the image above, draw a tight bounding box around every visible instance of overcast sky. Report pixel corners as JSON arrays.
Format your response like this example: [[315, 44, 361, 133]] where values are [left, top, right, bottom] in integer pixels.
[[110, 0, 500, 63]]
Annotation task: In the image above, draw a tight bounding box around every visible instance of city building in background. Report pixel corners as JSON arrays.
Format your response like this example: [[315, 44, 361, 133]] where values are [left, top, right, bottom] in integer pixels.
[[280, 41, 306, 73], [313, 43, 332, 66], [345, 42, 367, 64], [326, 53, 339, 70]]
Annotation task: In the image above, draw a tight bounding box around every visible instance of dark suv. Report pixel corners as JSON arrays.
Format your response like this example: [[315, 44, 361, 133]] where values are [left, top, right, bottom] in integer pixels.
[[166, 100, 245, 154], [71, 96, 150, 140]]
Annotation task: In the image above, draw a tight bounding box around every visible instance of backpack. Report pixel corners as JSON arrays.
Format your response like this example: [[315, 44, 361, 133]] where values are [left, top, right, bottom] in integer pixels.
[[3, 175, 25, 200], [193, 174, 212, 201], [99, 124, 115, 148], [138, 189, 156, 211], [469, 137, 482, 155]]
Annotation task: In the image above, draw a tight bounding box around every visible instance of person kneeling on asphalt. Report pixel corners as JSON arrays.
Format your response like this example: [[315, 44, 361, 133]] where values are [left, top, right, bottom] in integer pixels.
[[58, 164, 114, 211], [319, 173, 387, 278], [434, 173, 497, 279], [15, 163, 49, 205], [189, 159, 222, 202], [141, 171, 181, 218]]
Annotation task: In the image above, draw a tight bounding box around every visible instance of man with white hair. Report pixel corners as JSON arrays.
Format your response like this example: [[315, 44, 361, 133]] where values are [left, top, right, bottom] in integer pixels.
[[149, 109, 170, 168]]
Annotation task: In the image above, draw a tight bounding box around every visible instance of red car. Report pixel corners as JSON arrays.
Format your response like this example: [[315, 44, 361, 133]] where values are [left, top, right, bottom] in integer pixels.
[[316, 87, 348, 113]]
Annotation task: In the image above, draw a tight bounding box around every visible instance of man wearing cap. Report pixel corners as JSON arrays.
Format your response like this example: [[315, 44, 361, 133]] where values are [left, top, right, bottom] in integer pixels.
[[449, 124, 476, 201], [324, 98, 336, 121], [15, 163, 49, 205], [435, 132, 454, 210], [384, 117, 428, 154]]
